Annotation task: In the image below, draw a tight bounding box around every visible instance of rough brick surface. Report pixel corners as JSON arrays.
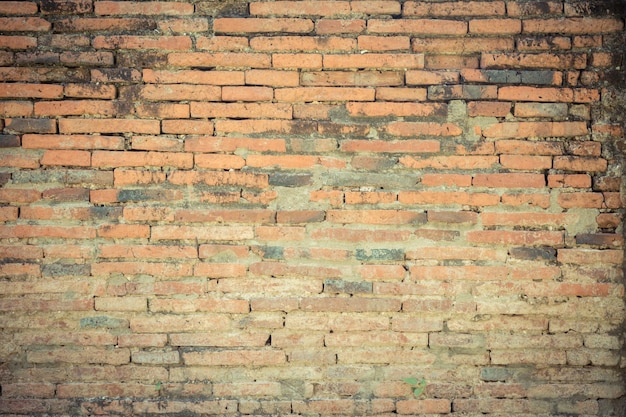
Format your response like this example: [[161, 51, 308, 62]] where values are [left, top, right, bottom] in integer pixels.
[[0, 1, 625, 416]]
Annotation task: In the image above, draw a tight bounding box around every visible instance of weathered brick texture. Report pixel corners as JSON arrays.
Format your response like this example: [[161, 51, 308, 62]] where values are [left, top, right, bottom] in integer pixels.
[[0, 0, 625, 416]]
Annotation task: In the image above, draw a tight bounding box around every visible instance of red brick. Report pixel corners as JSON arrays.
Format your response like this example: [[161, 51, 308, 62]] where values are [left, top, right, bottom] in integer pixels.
[[0, 83, 63, 99], [554, 156, 607, 172], [548, 174, 592, 188], [64, 83, 116, 99], [0, 17, 51, 31], [35, 100, 124, 117], [499, 86, 574, 102], [468, 101, 512, 117], [97, 224, 150, 239], [0, 101, 33, 117], [92, 151, 192, 169], [0, 2, 39, 14], [0, 35, 37, 49], [518, 36, 572, 51], [95, 1, 193, 15], [558, 192, 605, 208]]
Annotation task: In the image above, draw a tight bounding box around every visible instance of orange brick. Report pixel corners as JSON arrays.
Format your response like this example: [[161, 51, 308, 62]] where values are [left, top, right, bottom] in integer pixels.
[[483, 122, 588, 138], [158, 18, 209, 33], [59, 118, 160, 135], [168, 52, 271, 69], [0, 17, 51, 31], [95, 1, 193, 15], [196, 35, 248, 50], [245, 69, 299, 87], [358, 35, 410, 51], [467, 230, 564, 246], [143, 69, 243, 85], [482, 53, 587, 69], [412, 37, 514, 54], [0, 2, 39, 14], [272, 53, 322, 69], [162, 119, 214, 135], [275, 87, 375, 102], [468, 101, 511, 117], [222, 86, 273, 102], [214, 18, 314, 33], [41, 150, 90, 167], [385, 122, 462, 137], [341, 139, 439, 153], [404, 1, 505, 16], [375, 87, 427, 101], [251, 36, 355, 52], [473, 173, 545, 188], [316, 19, 365, 34], [523, 18, 624, 34], [554, 156, 607, 172], [250, 1, 350, 16], [469, 19, 522, 34], [93, 35, 191, 50], [500, 155, 552, 170], [323, 53, 424, 69], [0, 83, 63, 99], [368, 19, 467, 35], [185, 136, 286, 153]]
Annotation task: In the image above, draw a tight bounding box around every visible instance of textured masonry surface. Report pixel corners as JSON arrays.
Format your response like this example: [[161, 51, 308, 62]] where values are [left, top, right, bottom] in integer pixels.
[[0, 0, 625, 416]]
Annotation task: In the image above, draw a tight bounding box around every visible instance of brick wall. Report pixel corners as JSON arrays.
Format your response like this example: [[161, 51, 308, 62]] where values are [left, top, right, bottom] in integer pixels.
[[0, 0, 625, 415]]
